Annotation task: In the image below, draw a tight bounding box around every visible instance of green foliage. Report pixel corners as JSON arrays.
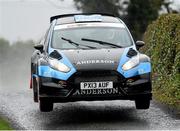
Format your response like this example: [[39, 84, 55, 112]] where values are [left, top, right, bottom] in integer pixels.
[[143, 14, 180, 109], [74, 0, 122, 16], [0, 38, 10, 61], [0, 39, 34, 67], [73, 0, 163, 40], [0, 117, 12, 130], [126, 0, 163, 40], [0, 39, 34, 89]]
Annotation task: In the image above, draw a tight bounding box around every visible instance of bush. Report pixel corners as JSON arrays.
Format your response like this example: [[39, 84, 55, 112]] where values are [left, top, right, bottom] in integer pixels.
[[143, 14, 180, 109]]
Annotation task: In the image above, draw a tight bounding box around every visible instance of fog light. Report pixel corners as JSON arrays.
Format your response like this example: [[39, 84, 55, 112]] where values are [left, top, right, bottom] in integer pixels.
[[126, 79, 135, 83], [58, 81, 67, 87]]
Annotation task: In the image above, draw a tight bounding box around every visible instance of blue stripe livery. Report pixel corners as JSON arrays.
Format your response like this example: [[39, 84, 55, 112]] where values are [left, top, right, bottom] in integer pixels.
[[41, 47, 151, 80], [38, 52, 76, 80], [117, 48, 151, 78]]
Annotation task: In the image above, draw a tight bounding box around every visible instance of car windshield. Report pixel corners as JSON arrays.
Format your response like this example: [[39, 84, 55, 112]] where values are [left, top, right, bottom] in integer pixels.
[[52, 26, 133, 49]]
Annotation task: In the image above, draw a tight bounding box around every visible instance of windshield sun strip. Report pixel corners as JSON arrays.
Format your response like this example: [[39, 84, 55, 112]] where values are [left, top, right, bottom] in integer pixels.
[[54, 23, 125, 30]]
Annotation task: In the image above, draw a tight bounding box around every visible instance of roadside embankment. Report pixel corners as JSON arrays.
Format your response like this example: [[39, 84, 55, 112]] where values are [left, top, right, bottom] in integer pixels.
[[143, 13, 180, 111]]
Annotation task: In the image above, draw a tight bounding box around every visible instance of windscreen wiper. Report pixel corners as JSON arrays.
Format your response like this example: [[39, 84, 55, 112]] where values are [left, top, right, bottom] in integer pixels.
[[81, 38, 122, 48], [61, 37, 97, 49]]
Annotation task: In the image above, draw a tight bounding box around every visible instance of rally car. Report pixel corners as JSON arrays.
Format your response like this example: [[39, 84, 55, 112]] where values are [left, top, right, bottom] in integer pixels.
[[30, 13, 152, 112]]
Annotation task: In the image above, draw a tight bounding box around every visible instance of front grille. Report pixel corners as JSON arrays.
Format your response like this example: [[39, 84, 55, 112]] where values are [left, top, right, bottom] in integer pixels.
[[69, 70, 125, 84], [67, 70, 127, 96], [75, 76, 118, 83], [75, 70, 114, 77]]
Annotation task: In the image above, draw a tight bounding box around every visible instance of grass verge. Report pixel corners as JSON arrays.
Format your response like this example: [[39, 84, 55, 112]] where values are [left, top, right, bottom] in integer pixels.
[[0, 117, 12, 130], [153, 89, 180, 111]]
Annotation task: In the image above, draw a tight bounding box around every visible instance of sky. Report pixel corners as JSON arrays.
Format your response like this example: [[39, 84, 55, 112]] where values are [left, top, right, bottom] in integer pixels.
[[0, 0, 179, 44], [0, 0, 79, 43]]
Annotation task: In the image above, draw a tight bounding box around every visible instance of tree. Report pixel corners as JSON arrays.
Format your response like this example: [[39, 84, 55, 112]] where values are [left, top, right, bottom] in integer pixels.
[[0, 38, 34, 89], [0, 38, 10, 62], [73, 0, 164, 40], [126, 0, 163, 40], [74, 0, 123, 17]]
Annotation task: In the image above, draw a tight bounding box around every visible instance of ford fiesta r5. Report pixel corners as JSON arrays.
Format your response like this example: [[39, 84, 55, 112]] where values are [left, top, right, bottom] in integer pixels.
[[30, 13, 152, 112]]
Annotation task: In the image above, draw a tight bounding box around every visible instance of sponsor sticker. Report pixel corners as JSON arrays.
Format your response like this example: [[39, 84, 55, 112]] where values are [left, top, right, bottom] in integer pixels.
[[74, 15, 102, 22], [73, 87, 121, 96]]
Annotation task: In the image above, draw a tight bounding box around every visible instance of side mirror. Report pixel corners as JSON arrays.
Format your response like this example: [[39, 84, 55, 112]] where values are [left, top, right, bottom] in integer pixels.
[[34, 44, 44, 52], [136, 41, 145, 50]]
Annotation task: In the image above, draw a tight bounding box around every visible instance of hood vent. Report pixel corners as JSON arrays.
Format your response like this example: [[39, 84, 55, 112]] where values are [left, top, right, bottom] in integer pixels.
[[49, 50, 62, 60], [127, 48, 137, 58]]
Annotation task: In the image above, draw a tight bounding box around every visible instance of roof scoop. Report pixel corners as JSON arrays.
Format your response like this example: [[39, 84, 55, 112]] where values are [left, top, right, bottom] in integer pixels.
[[49, 50, 62, 60], [74, 14, 102, 22]]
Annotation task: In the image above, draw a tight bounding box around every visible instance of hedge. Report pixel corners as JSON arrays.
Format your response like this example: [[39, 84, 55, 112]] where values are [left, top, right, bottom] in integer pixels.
[[143, 14, 180, 109]]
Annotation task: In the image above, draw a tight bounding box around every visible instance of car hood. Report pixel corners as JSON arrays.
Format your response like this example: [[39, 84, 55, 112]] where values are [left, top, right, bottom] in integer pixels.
[[59, 48, 125, 71]]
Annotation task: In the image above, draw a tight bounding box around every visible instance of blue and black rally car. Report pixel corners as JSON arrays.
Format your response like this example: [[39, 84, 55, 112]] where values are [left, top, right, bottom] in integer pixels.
[[31, 13, 152, 112]]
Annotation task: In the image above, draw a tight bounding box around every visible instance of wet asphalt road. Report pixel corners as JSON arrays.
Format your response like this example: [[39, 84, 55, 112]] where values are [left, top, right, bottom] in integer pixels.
[[0, 87, 180, 130]]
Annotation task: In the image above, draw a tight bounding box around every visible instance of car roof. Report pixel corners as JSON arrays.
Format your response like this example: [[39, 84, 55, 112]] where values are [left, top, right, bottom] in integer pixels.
[[50, 13, 121, 25]]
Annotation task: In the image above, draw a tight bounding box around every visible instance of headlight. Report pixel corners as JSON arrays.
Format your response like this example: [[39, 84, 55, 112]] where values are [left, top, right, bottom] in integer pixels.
[[122, 54, 140, 70], [49, 58, 71, 73]]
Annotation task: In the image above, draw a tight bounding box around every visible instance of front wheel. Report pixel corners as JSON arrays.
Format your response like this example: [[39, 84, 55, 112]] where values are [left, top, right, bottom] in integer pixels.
[[135, 99, 150, 109], [32, 77, 38, 102], [39, 99, 53, 112], [33, 87, 38, 102]]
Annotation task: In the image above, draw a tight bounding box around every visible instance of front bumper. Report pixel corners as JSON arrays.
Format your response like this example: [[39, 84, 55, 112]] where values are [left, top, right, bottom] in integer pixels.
[[38, 71, 152, 102]]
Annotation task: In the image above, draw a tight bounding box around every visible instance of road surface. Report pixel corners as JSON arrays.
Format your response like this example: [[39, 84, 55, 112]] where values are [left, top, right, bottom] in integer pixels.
[[0, 87, 179, 130], [0, 59, 179, 129]]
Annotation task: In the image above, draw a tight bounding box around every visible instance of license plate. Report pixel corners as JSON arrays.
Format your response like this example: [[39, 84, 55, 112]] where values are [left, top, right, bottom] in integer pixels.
[[80, 81, 113, 90]]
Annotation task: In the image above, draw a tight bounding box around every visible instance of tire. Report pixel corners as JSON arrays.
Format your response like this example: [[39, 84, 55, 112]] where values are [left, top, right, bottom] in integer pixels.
[[32, 77, 38, 102], [135, 99, 150, 109], [33, 87, 38, 102], [39, 99, 53, 112]]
